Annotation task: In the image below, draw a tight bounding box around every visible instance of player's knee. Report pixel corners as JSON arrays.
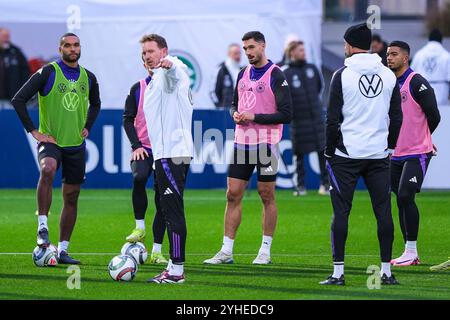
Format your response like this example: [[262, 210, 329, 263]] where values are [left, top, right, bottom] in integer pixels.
[[132, 171, 148, 185], [64, 189, 80, 206], [40, 161, 56, 179], [226, 188, 244, 204], [258, 187, 275, 206], [398, 188, 415, 205]]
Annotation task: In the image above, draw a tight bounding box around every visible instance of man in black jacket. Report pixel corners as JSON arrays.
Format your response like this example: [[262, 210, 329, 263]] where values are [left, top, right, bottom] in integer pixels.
[[0, 28, 30, 100], [211, 43, 242, 108], [282, 41, 329, 196], [371, 34, 388, 67]]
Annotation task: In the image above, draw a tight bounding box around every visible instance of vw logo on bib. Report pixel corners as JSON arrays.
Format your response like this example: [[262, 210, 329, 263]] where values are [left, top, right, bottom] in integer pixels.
[[62, 92, 80, 111], [240, 90, 257, 111]]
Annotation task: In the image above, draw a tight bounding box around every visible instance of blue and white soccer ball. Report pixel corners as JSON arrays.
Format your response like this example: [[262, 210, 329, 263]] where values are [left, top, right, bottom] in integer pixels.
[[32, 244, 58, 267], [108, 254, 137, 281], [121, 242, 148, 265]]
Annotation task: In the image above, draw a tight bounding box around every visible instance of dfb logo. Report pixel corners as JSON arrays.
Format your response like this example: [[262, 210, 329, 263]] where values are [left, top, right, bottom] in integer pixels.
[[359, 74, 383, 98]]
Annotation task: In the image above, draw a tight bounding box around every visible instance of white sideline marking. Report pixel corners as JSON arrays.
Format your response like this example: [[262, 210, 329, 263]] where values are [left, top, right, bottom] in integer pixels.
[[0, 252, 378, 257]]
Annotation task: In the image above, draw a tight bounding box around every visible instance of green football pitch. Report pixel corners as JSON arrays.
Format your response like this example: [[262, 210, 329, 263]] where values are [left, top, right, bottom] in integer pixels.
[[0, 189, 449, 300]]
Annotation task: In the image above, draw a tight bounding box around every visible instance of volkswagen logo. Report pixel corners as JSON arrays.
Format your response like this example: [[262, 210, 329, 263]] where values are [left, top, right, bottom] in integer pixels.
[[359, 74, 383, 98], [423, 57, 437, 74]]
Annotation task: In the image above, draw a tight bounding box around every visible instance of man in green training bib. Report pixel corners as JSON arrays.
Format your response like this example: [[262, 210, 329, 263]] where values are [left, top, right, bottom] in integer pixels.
[[12, 33, 101, 264]]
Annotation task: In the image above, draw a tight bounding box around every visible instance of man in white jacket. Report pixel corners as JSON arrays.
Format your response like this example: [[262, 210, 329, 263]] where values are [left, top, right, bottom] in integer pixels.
[[320, 23, 403, 286], [411, 29, 450, 106], [141, 34, 193, 284]]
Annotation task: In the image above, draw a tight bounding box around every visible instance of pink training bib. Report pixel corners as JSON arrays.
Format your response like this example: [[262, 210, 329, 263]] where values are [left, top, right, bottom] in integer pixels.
[[235, 64, 283, 145], [134, 79, 151, 149], [394, 72, 433, 157]]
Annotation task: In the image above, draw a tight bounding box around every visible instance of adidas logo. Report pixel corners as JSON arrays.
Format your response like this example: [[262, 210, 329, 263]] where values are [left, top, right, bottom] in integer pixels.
[[281, 80, 288, 87], [164, 188, 173, 195], [264, 166, 273, 173], [419, 84, 428, 92], [409, 176, 418, 183]]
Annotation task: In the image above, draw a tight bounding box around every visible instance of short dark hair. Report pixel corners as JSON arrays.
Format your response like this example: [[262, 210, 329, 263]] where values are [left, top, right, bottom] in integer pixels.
[[140, 34, 168, 49], [388, 41, 411, 55], [429, 28, 443, 43], [372, 34, 383, 43], [60, 33, 79, 46], [242, 31, 265, 43]]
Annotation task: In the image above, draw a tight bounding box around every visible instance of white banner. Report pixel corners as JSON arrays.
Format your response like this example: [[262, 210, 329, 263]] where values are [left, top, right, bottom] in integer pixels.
[[0, 0, 323, 109]]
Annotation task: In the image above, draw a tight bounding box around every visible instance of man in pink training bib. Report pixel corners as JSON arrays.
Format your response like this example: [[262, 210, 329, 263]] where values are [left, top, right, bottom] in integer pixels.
[[204, 31, 293, 265], [387, 41, 441, 267]]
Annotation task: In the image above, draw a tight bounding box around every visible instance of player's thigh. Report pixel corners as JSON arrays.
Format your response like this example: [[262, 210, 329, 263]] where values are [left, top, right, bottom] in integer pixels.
[[390, 159, 404, 195], [257, 143, 279, 183], [363, 158, 391, 206], [326, 155, 360, 198], [399, 157, 429, 194], [154, 157, 189, 196], [37, 142, 61, 174], [61, 146, 86, 185], [228, 145, 255, 182], [168, 157, 190, 195]]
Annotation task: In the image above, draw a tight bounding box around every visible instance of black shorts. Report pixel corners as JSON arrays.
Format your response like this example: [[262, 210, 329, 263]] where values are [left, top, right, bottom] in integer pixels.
[[37, 142, 86, 185], [391, 153, 432, 194], [228, 143, 279, 182]]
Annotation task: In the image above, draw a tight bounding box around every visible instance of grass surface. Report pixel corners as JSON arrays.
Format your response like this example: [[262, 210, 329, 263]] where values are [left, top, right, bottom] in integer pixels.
[[0, 189, 449, 300]]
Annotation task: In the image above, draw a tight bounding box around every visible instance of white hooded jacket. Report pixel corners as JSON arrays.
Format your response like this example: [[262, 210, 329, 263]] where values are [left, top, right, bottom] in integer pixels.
[[326, 53, 402, 159], [143, 55, 194, 161], [411, 41, 450, 106]]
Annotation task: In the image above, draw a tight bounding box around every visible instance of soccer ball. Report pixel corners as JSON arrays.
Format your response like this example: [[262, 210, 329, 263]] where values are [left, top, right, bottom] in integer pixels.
[[32, 245, 58, 267], [108, 254, 137, 281], [120, 242, 148, 264]]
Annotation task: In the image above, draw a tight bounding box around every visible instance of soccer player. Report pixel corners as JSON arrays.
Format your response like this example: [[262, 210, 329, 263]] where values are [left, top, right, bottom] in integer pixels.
[[387, 41, 441, 267], [141, 34, 193, 284], [11, 33, 101, 264], [122, 51, 168, 264], [320, 23, 403, 286], [204, 31, 292, 265]]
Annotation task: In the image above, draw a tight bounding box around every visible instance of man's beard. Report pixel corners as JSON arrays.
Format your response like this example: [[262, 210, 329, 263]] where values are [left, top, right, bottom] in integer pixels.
[[62, 52, 81, 63]]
